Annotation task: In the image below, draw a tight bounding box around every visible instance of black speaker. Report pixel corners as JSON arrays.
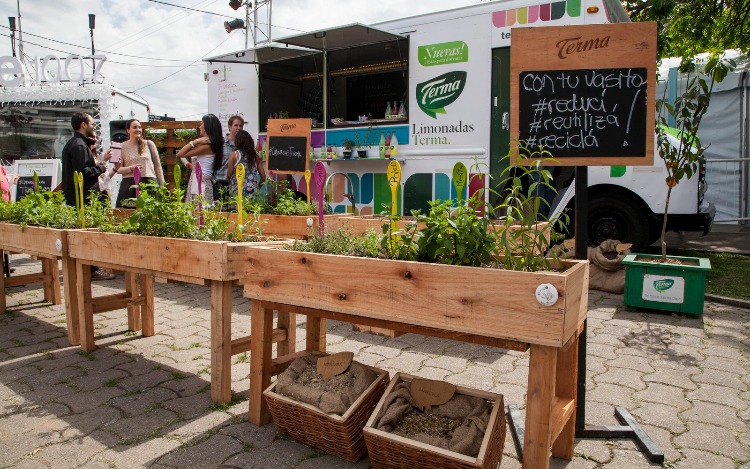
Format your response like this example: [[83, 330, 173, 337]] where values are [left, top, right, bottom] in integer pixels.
[[109, 120, 129, 143]]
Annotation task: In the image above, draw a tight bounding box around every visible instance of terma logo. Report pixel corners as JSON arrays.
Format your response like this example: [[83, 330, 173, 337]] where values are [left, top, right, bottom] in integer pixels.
[[416, 71, 467, 119]]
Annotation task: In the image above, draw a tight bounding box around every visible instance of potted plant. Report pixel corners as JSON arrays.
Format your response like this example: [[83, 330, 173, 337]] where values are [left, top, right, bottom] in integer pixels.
[[623, 56, 733, 315], [341, 138, 355, 159], [353, 125, 374, 158]]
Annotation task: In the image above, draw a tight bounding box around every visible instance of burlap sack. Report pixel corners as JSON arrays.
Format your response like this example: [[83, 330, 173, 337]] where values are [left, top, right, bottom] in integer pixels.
[[372, 381, 491, 458], [587, 239, 631, 293], [275, 354, 377, 416]]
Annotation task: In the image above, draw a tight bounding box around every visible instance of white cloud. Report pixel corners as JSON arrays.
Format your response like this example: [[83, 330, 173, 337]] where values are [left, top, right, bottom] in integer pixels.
[[2, 0, 485, 120]]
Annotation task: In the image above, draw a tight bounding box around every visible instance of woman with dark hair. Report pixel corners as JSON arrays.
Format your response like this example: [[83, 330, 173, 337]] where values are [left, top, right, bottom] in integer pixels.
[[227, 130, 266, 197], [115, 119, 165, 207], [176, 114, 224, 203]]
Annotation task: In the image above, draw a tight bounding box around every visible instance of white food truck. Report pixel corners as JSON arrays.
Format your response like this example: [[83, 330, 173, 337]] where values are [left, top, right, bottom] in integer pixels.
[[206, 0, 713, 251]]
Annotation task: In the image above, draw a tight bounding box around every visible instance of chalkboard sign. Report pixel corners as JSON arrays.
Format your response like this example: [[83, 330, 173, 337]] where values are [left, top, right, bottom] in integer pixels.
[[518, 68, 648, 158], [15, 175, 52, 200], [266, 136, 307, 173], [266, 118, 311, 175], [511, 23, 656, 167]]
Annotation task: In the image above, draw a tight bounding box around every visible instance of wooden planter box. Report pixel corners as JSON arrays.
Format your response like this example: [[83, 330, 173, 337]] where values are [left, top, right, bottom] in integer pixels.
[[263, 355, 390, 462], [242, 245, 588, 348], [364, 372, 506, 469]]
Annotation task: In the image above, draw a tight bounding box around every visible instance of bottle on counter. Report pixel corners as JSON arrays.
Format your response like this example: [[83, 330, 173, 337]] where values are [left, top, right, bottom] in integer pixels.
[[398, 100, 406, 118], [391, 134, 399, 158], [385, 132, 392, 158], [327, 145, 333, 159], [385, 101, 392, 119], [379, 132, 386, 158]]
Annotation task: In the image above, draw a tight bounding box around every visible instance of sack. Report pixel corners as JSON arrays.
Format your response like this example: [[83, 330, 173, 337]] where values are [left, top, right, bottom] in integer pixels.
[[587, 239, 631, 293]]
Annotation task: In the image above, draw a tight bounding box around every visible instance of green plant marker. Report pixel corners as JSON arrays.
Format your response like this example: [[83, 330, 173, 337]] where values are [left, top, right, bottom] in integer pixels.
[[76, 172, 85, 228], [173, 165, 182, 191], [32, 171, 39, 193], [452, 162, 467, 204], [236, 163, 245, 240], [387, 160, 401, 231], [73, 170, 81, 215], [610, 166, 626, 177], [304, 170, 311, 203]]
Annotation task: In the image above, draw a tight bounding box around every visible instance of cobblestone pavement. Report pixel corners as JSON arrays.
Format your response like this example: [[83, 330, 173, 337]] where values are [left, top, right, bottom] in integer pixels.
[[1, 255, 748, 468]]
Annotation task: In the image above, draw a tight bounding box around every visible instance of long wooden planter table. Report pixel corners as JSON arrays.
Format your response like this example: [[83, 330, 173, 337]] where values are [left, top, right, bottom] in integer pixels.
[[0, 224, 68, 336], [242, 248, 589, 469], [66, 230, 294, 405]]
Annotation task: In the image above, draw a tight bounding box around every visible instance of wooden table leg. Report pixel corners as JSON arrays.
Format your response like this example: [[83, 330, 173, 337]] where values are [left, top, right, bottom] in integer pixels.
[[61, 255, 80, 345], [210, 280, 232, 404], [125, 272, 141, 332], [140, 273, 155, 336], [523, 344, 557, 469], [249, 300, 273, 425], [276, 311, 295, 357], [76, 261, 96, 352], [41, 258, 53, 303], [552, 333, 579, 460], [305, 316, 326, 353]]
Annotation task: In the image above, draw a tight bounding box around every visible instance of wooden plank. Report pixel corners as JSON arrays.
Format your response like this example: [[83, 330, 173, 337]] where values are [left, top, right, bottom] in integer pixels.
[[0, 250, 6, 313], [551, 331, 579, 460], [44, 258, 62, 305], [523, 344, 557, 469], [4, 272, 47, 287], [210, 280, 232, 404], [243, 248, 582, 347], [91, 292, 146, 314], [76, 261, 96, 352], [229, 327, 289, 356], [249, 300, 273, 425], [270, 350, 310, 376], [259, 300, 530, 352], [306, 316, 326, 353], [0, 223, 66, 258], [563, 260, 589, 344], [67, 230, 230, 280], [125, 272, 141, 331], [61, 255, 80, 345]]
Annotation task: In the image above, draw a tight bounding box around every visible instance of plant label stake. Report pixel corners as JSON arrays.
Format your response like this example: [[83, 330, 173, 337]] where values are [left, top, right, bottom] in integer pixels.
[[75, 172, 85, 228], [410, 378, 456, 412], [317, 352, 353, 381], [452, 162, 467, 205], [387, 160, 401, 231], [304, 169, 311, 203], [314, 161, 326, 236], [133, 165, 141, 199], [235, 163, 246, 240], [195, 161, 203, 226], [32, 171, 39, 193], [268, 171, 275, 206], [173, 165, 181, 193]]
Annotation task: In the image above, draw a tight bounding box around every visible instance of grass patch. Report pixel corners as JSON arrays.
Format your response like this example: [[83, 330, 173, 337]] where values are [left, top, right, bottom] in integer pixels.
[[208, 393, 245, 412]]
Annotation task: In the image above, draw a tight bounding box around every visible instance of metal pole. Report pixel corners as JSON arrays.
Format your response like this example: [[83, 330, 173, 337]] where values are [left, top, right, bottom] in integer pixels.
[[16, 0, 23, 61], [244, 1, 249, 49], [89, 14, 96, 81]]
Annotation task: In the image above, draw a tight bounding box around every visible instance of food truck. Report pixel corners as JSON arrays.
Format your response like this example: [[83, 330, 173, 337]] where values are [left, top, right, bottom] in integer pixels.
[[206, 0, 714, 251]]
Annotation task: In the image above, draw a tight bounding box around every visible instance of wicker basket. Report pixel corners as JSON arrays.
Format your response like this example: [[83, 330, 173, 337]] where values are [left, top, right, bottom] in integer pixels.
[[363, 372, 506, 469], [263, 358, 390, 462]]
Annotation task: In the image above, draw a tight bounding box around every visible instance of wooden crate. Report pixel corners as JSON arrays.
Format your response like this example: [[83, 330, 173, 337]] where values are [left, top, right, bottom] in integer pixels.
[[242, 246, 588, 348], [0, 222, 67, 258], [263, 358, 390, 462], [363, 372, 506, 469]]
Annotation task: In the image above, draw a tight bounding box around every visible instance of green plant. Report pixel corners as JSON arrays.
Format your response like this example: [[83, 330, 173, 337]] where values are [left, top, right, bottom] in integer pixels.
[[655, 56, 733, 261], [0, 186, 113, 229], [342, 139, 355, 151], [289, 227, 381, 257], [352, 125, 374, 148]]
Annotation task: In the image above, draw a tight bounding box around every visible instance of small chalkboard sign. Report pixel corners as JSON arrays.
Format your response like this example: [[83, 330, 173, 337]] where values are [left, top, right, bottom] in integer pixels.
[[12, 159, 61, 201], [266, 118, 311, 175], [518, 68, 648, 158], [511, 23, 656, 167]]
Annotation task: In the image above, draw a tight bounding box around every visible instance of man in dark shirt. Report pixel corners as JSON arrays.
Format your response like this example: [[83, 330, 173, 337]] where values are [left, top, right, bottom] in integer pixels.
[[60, 112, 114, 280]]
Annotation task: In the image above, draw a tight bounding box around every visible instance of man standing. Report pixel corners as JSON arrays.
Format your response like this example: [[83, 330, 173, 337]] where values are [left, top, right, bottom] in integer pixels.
[[213, 115, 244, 201], [61, 112, 115, 280]]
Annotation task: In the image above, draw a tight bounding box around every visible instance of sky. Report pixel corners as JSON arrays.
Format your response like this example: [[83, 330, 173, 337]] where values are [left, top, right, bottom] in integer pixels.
[[1, 0, 487, 120]]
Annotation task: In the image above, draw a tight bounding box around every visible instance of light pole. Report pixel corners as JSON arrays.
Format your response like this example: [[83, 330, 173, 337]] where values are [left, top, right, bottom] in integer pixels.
[[8, 17, 16, 57], [88, 14, 96, 81]]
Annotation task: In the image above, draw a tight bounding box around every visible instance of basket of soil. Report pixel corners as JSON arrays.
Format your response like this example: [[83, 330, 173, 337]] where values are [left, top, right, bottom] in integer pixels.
[[263, 351, 389, 462], [363, 372, 506, 469]]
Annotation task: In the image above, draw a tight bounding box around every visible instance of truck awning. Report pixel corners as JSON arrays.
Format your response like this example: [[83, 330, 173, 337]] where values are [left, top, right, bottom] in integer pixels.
[[277, 24, 405, 51], [205, 43, 318, 65]]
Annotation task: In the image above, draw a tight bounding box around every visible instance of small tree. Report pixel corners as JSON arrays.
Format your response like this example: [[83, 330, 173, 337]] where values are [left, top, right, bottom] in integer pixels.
[[655, 56, 733, 261]]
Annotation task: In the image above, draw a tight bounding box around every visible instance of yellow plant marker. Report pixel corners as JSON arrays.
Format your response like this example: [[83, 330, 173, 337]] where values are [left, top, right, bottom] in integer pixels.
[[452, 162, 467, 204], [235, 163, 245, 240], [174, 165, 182, 191], [75, 172, 85, 228], [387, 160, 401, 231], [304, 169, 311, 203], [73, 171, 81, 216]]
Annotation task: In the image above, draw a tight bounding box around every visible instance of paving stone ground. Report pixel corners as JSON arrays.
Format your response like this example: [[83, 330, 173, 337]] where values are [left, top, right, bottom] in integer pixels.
[[1, 254, 748, 468]]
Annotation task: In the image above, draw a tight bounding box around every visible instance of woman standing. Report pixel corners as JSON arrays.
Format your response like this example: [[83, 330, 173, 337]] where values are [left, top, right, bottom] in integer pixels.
[[176, 114, 224, 203], [115, 119, 165, 207], [227, 130, 266, 197]]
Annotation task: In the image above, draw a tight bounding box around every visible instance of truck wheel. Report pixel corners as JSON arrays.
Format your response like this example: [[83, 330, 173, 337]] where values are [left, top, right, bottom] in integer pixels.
[[587, 196, 651, 252]]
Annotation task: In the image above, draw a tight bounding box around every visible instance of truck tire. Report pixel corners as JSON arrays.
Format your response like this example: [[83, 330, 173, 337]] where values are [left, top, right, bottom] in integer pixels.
[[586, 195, 651, 252]]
